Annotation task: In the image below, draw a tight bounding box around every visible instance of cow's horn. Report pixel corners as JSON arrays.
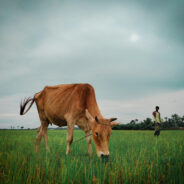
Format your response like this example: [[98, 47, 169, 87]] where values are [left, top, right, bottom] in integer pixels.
[[110, 118, 117, 122]]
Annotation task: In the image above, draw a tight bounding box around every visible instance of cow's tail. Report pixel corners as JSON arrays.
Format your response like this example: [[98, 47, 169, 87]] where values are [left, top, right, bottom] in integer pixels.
[[20, 97, 35, 115]]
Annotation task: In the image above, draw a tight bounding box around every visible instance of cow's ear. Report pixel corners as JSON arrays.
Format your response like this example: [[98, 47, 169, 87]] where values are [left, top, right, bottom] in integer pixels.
[[85, 109, 94, 121], [110, 121, 120, 127], [110, 118, 117, 122]]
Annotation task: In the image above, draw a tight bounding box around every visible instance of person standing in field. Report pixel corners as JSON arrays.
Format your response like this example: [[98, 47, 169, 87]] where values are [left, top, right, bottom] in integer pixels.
[[152, 106, 162, 136]]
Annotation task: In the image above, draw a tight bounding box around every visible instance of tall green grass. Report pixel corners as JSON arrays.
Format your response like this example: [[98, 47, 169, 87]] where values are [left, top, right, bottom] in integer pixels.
[[0, 130, 184, 184]]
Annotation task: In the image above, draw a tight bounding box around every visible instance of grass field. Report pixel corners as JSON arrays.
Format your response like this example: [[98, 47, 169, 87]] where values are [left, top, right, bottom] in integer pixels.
[[0, 130, 184, 184]]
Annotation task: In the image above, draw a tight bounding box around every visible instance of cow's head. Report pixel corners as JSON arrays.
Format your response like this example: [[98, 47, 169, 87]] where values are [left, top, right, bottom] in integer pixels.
[[85, 109, 120, 158]]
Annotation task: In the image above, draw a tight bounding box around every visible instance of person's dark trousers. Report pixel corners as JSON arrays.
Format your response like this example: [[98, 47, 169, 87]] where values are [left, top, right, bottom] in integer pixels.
[[154, 123, 160, 136]]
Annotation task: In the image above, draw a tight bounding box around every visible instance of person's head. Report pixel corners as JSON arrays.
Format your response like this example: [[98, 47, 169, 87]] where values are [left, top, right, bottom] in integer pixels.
[[155, 106, 159, 111]]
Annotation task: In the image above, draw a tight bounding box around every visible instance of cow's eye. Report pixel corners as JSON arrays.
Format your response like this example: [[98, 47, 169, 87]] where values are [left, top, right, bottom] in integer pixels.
[[95, 132, 98, 136]]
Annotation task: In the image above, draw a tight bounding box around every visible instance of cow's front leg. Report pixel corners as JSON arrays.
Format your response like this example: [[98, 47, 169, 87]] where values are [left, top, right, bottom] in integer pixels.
[[85, 130, 93, 155], [66, 123, 74, 155]]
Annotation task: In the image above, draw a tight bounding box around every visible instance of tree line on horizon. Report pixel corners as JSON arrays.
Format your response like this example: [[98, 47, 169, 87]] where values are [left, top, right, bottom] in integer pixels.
[[8, 114, 184, 130], [113, 114, 184, 130]]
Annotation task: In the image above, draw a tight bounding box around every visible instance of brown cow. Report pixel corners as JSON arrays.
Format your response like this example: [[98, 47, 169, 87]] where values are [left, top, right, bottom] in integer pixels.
[[20, 83, 120, 158]]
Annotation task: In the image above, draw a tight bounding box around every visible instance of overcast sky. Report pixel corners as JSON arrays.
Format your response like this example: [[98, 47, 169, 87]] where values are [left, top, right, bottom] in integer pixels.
[[0, 0, 184, 128]]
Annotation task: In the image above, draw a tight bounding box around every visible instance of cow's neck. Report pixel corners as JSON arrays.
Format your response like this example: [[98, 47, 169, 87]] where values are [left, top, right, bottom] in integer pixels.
[[88, 108, 103, 119]]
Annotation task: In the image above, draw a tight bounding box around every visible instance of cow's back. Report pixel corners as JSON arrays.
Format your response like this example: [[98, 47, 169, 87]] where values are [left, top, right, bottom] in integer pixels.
[[34, 83, 102, 126]]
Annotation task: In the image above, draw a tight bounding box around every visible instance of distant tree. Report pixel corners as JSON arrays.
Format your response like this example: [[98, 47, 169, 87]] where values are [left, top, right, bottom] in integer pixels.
[[171, 114, 180, 127], [143, 118, 154, 130], [21, 126, 24, 129], [182, 116, 184, 122]]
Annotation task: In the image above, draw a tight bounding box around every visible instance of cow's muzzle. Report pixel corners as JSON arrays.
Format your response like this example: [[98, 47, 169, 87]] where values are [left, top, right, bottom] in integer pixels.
[[101, 154, 109, 159]]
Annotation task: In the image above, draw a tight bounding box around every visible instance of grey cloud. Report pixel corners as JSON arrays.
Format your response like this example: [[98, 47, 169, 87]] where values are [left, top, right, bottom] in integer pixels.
[[0, 0, 184, 99]]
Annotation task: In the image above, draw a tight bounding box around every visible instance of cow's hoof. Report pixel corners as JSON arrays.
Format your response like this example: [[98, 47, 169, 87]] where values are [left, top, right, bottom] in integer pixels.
[[66, 151, 70, 155]]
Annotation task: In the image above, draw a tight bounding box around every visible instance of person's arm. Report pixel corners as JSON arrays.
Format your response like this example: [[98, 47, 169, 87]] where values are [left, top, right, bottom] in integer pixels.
[[160, 114, 163, 123], [152, 111, 156, 122], [159, 113, 163, 123]]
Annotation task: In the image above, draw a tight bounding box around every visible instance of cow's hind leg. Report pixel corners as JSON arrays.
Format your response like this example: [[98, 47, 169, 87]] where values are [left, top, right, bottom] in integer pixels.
[[36, 126, 43, 153], [36, 113, 50, 153], [85, 130, 93, 155], [42, 122, 50, 152], [66, 123, 75, 155]]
